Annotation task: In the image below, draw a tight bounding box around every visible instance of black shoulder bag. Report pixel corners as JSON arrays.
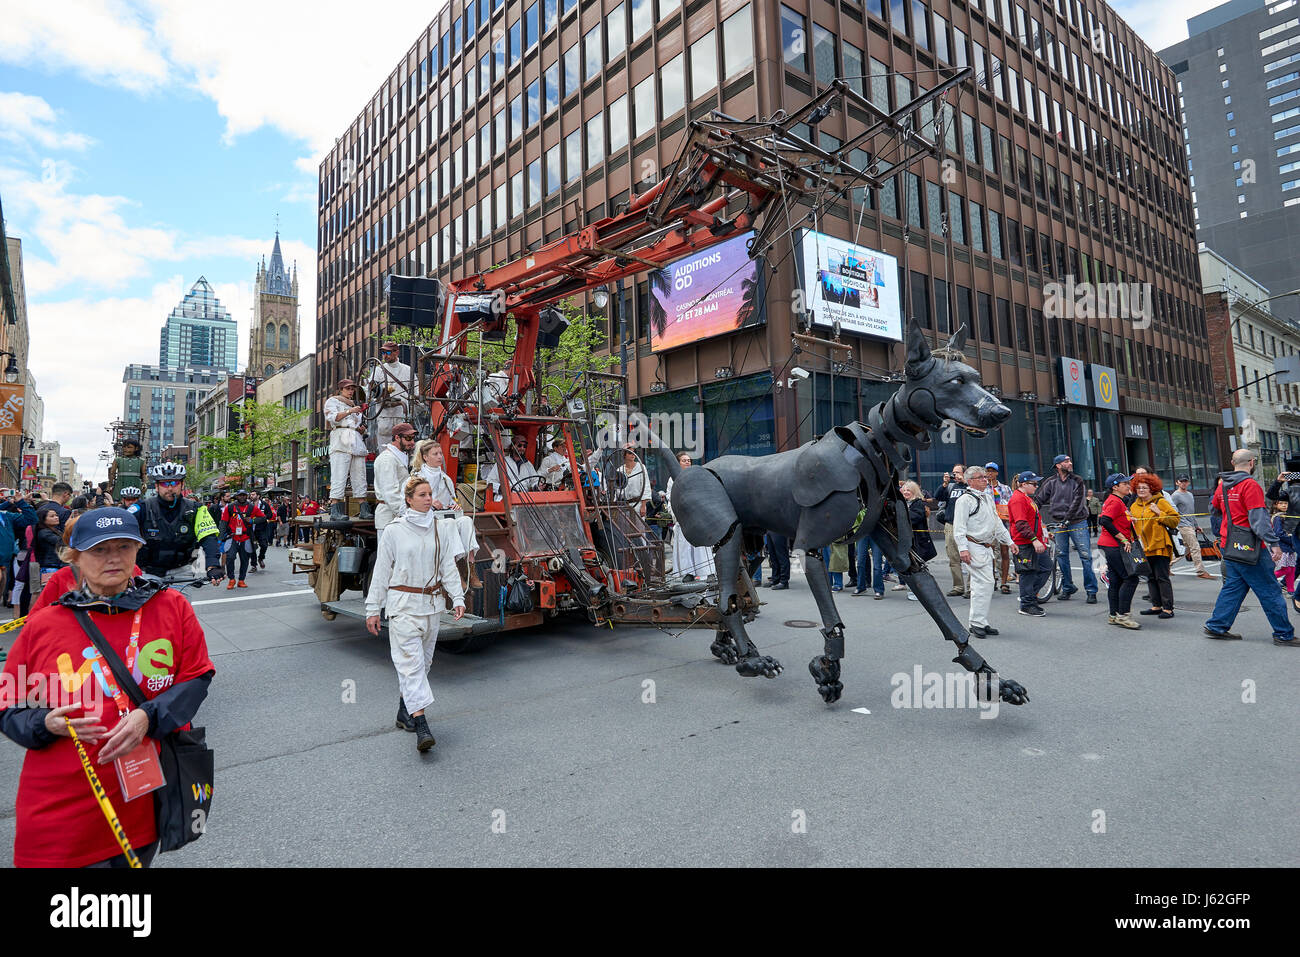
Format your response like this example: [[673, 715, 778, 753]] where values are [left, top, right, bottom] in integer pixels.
[[1222, 523, 1261, 564], [73, 609, 214, 853]]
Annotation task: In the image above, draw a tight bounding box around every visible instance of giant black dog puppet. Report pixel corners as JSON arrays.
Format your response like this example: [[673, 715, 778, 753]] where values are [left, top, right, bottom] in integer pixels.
[[643, 319, 1030, 707]]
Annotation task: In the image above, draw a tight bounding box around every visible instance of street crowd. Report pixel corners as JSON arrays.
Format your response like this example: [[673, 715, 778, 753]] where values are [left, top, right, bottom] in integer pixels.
[[738, 448, 1300, 649]]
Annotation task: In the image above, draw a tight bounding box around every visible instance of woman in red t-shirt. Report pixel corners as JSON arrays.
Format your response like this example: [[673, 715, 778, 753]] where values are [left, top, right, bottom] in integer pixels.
[[0, 508, 214, 867], [1097, 474, 1141, 629]]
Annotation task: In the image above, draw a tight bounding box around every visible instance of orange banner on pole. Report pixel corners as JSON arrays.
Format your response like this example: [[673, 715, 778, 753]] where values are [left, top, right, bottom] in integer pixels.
[[0, 384, 25, 436]]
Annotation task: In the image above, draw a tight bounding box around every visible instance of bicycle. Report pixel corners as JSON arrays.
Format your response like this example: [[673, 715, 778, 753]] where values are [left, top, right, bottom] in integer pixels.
[[1034, 523, 1064, 603]]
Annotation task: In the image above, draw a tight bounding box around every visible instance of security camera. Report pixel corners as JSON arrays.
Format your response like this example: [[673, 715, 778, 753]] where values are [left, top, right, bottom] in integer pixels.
[[790, 367, 810, 380]]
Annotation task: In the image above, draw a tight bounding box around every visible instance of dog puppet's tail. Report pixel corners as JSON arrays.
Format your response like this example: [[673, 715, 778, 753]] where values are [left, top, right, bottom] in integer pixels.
[[630, 412, 683, 484]]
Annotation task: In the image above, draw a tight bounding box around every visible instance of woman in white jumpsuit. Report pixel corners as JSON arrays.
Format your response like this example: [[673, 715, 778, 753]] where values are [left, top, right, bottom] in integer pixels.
[[365, 475, 466, 752], [412, 438, 480, 586], [666, 452, 717, 582]]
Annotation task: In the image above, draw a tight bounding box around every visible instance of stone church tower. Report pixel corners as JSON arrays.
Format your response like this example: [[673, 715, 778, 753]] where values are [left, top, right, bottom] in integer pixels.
[[248, 232, 300, 379]]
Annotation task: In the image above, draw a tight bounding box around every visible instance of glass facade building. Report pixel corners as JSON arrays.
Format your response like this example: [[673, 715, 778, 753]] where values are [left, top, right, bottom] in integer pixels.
[[159, 277, 238, 374]]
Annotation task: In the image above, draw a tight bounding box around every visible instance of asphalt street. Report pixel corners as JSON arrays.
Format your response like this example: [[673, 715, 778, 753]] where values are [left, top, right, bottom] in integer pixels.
[[1, 543, 1296, 867]]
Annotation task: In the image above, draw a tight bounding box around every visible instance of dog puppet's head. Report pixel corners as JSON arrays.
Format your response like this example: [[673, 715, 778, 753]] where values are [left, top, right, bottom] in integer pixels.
[[900, 319, 1010, 437]]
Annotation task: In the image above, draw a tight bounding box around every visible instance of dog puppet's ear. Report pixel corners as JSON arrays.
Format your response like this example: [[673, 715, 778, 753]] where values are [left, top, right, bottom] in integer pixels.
[[944, 323, 969, 354], [904, 318, 931, 371]]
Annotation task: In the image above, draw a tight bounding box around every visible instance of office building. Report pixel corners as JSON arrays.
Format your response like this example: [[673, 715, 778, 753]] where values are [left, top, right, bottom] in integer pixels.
[[317, 0, 1221, 490], [122, 363, 225, 463], [158, 277, 238, 373], [1161, 0, 1300, 325]]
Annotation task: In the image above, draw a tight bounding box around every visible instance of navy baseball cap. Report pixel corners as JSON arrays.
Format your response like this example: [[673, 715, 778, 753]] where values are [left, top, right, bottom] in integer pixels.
[[1053, 454, 1071, 466], [985, 462, 1000, 472], [1105, 472, 1131, 489], [69, 508, 145, 550], [1016, 471, 1043, 484]]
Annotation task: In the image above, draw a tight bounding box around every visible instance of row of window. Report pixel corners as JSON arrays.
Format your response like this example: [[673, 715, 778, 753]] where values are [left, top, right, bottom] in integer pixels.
[[901, 271, 1209, 394], [320, 7, 755, 293]]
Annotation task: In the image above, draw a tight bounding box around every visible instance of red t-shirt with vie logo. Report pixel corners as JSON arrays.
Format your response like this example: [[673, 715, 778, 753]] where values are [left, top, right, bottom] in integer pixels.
[[0, 589, 214, 867]]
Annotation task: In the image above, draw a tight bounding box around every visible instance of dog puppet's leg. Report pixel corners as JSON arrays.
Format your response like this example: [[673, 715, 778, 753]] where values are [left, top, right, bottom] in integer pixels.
[[877, 516, 1029, 707], [714, 531, 782, 679], [801, 547, 845, 704]]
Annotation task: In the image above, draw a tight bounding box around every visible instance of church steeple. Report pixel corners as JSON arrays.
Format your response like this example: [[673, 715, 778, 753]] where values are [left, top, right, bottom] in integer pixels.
[[248, 226, 300, 378]]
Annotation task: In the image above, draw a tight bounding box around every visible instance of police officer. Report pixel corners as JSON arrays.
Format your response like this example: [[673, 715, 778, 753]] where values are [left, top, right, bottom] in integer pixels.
[[135, 462, 223, 583]]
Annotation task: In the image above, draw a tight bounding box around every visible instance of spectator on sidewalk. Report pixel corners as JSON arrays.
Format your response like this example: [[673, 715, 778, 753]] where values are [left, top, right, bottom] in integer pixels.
[[1206, 449, 1298, 645], [1272, 500, 1295, 595], [1170, 475, 1213, 579], [985, 463, 1015, 593], [765, 532, 791, 590], [1098, 474, 1142, 630], [1008, 472, 1052, 617], [891, 481, 933, 602], [934, 465, 968, 598], [952, 466, 1013, 639], [1035, 454, 1099, 603], [1086, 488, 1102, 537], [1130, 473, 1181, 620]]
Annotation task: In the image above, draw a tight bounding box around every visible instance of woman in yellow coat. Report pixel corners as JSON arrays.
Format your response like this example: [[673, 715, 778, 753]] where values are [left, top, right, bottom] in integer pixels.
[[1130, 473, 1182, 619]]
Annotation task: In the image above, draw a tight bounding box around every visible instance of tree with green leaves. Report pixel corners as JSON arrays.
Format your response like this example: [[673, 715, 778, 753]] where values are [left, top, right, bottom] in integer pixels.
[[191, 399, 323, 491]]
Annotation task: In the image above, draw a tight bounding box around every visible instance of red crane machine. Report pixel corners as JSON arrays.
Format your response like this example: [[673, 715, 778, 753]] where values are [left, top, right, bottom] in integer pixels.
[[302, 71, 969, 651]]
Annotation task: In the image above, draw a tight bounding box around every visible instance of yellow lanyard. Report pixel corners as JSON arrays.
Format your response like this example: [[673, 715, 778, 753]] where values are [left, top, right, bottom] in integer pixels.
[[66, 720, 141, 868]]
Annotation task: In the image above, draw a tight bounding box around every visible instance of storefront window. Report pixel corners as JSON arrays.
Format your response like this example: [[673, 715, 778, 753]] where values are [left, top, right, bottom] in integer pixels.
[[703, 372, 775, 461], [1151, 420, 1171, 479], [1202, 427, 1221, 488], [1037, 405, 1067, 472], [1066, 408, 1098, 486], [1002, 400, 1037, 480], [810, 372, 858, 437], [1097, 412, 1122, 478], [1170, 422, 1190, 479], [962, 428, 1004, 477], [639, 386, 698, 490], [1188, 424, 1208, 488], [1259, 429, 1280, 483]]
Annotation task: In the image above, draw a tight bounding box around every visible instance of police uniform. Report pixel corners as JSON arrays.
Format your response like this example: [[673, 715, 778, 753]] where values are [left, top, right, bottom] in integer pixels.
[[135, 494, 220, 578]]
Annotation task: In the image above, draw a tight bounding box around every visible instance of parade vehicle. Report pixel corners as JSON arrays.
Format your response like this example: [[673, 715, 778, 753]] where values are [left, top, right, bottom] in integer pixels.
[[290, 69, 969, 652]]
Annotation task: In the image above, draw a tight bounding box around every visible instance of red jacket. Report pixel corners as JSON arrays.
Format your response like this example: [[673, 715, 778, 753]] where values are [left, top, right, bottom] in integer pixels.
[[1007, 489, 1045, 546], [1, 589, 214, 866], [220, 503, 265, 542]]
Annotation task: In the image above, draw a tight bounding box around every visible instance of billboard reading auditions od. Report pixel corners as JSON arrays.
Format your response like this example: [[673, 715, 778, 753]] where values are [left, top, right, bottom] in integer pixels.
[[798, 229, 902, 342], [649, 231, 764, 353]]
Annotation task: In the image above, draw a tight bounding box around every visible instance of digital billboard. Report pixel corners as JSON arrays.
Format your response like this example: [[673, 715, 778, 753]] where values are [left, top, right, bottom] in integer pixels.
[[798, 229, 902, 342], [649, 231, 764, 353]]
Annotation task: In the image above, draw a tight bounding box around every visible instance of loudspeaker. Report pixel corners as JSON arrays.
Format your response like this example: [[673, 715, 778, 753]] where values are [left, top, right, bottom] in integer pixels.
[[455, 293, 507, 338], [386, 275, 444, 328], [537, 306, 570, 349]]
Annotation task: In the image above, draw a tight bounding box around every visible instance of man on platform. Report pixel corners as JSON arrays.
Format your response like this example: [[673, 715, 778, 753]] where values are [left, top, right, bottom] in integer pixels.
[[374, 423, 418, 534], [325, 378, 370, 521], [367, 341, 412, 448], [485, 432, 540, 501]]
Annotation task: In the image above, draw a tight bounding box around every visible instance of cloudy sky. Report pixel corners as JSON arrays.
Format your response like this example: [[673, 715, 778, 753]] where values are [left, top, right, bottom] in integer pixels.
[[0, 0, 1219, 475]]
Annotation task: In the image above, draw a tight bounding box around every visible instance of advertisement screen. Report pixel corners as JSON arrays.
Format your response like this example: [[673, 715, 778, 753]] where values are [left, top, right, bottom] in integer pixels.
[[799, 229, 902, 342], [649, 231, 764, 353]]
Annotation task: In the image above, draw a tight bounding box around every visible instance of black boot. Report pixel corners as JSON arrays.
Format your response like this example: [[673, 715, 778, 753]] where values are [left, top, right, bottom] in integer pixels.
[[357, 499, 375, 520], [413, 714, 435, 752], [329, 501, 347, 521], [396, 697, 415, 732]]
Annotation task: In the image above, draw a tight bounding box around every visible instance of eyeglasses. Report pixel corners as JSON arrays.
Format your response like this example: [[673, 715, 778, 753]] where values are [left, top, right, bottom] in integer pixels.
[[157, 480, 183, 488]]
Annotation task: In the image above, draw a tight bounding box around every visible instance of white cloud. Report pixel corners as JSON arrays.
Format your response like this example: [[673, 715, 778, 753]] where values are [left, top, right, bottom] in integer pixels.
[[0, 93, 93, 152], [146, 0, 439, 162], [0, 161, 178, 295], [29, 278, 189, 473], [1111, 0, 1224, 53], [0, 0, 169, 92]]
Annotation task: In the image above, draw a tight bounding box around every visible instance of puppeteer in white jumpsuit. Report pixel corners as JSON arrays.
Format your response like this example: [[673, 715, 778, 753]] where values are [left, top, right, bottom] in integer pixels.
[[367, 347, 412, 448], [666, 476, 717, 580], [365, 509, 466, 716], [416, 463, 479, 560], [324, 388, 367, 503]]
